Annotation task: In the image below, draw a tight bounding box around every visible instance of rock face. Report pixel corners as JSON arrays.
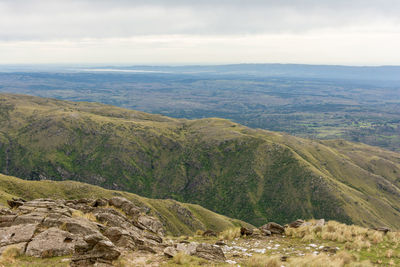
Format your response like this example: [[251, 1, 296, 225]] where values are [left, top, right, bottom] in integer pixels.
[[174, 242, 226, 262], [259, 222, 285, 235], [0, 197, 166, 266], [25, 228, 76, 257], [0, 197, 229, 265]]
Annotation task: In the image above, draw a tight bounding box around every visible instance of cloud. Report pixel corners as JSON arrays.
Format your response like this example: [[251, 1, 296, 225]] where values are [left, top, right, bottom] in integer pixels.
[[0, 0, 399, 40], [2, 32, 400, 65], [0, 0, 399, 64]]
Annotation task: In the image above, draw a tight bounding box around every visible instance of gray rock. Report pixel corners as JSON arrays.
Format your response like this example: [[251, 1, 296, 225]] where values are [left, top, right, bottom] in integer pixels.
[[260, 229, 272, 236], [164, 246, 178, 258], [176, 242, 198, 255], [103, 227, 136, 249], [0, 197, 166, 265], [137, 215, 165, 236], [0, 242, 27, 256], [314, 219, 325, 227], [176, 242, 226, 262], [194, 243, 226, 262], [25, 228, 76, 257], [0, 223, 37, 247], [108, 197, 129, 209], [91, 240, 121, 260], [13, 212, 45, 225], [259, 222, 285, 235], [0, 215, 17, 227]]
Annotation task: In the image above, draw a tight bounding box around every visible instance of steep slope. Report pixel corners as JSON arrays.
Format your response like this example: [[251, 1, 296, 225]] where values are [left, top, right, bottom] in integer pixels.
[[0, 94, 399, 228], [0, 173, 250, 236]]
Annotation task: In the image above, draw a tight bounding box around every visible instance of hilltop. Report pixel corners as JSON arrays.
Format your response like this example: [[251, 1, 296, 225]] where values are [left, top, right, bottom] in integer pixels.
[[0, 94, 399, 229]]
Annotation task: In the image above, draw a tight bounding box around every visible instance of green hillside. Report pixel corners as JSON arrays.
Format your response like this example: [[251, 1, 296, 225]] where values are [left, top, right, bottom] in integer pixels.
[[0, 173, 250, 236], [0, 93, 399, 229]]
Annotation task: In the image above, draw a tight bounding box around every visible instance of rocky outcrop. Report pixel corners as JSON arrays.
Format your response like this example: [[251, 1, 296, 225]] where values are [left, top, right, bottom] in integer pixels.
[[72, 234, 121, 266], [0, 197, 167, 266], [0, 197, 231, 265], [259, 222, 285, 235], [173, 242, 226, 262]]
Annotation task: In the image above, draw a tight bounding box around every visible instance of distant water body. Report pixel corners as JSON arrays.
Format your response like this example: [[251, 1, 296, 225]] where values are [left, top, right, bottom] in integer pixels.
[[80, 68, 171, 73]]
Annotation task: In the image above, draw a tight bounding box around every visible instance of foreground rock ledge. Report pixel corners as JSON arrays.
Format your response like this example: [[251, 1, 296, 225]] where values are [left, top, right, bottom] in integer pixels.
[[0, 197, 228, 266]]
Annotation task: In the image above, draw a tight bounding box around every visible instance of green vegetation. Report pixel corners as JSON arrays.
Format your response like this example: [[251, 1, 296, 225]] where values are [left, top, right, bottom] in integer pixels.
[[0, 94, 399, 229]]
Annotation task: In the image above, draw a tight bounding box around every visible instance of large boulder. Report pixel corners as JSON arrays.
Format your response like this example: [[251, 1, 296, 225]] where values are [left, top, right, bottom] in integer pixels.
[[164, 246, 178, 258], [136, 215, 165, 236], [72, 235, 121, 267], [108, 197, 130, 209], [260, 222, 285, 235], [103, 227, 137, 249], [25, 228, 77, 257], [0, 223, 37, 247], [195, 243, 226, 262], [176, 242, 226, 262]]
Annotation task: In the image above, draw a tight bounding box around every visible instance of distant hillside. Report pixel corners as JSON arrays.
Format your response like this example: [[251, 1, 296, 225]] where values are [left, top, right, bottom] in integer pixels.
[[0, 173, 250, 236], [0, 94, 399, 229]]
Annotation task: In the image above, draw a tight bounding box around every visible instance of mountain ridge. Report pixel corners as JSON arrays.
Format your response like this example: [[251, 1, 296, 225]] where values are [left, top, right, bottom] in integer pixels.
[[0, 93, 399, 229]]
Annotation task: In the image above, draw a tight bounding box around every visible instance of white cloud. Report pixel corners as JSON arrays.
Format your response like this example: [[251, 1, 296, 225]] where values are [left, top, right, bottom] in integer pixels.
[[0, 0, 399, 64]]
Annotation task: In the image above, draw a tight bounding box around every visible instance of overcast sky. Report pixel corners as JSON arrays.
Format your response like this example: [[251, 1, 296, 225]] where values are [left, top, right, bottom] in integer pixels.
[[1, 0, 400, 65]]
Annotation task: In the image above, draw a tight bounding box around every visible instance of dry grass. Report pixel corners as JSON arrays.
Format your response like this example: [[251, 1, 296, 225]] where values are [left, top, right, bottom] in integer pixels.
[[243, 255, 281, 267], [71, 210, 97, 222], [386, 249, 394, 258], [286, 251, 372, 267], [169, 252, 208, 266], [195, 230, 204, 236], [242, 251, 371, 267], [218, 227, 241, 240], [0, 246, 21, 265], [286, 220, 400, 251]]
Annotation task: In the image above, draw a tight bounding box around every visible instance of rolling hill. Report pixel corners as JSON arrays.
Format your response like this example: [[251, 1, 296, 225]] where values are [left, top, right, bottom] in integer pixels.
[[0, 94, 399, 229]]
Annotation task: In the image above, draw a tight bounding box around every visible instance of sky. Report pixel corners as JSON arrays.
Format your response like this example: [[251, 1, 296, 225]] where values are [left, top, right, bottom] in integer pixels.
[[1, 0, 400, 65]]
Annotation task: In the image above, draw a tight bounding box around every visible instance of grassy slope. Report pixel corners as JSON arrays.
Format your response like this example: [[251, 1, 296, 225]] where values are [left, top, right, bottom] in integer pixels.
[[0, 94, 399, 229], [0, 173, 250, 236]]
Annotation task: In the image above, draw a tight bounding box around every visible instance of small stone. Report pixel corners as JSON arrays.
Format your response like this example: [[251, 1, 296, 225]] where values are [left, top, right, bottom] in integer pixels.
[[164, 246, 178, 258]]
